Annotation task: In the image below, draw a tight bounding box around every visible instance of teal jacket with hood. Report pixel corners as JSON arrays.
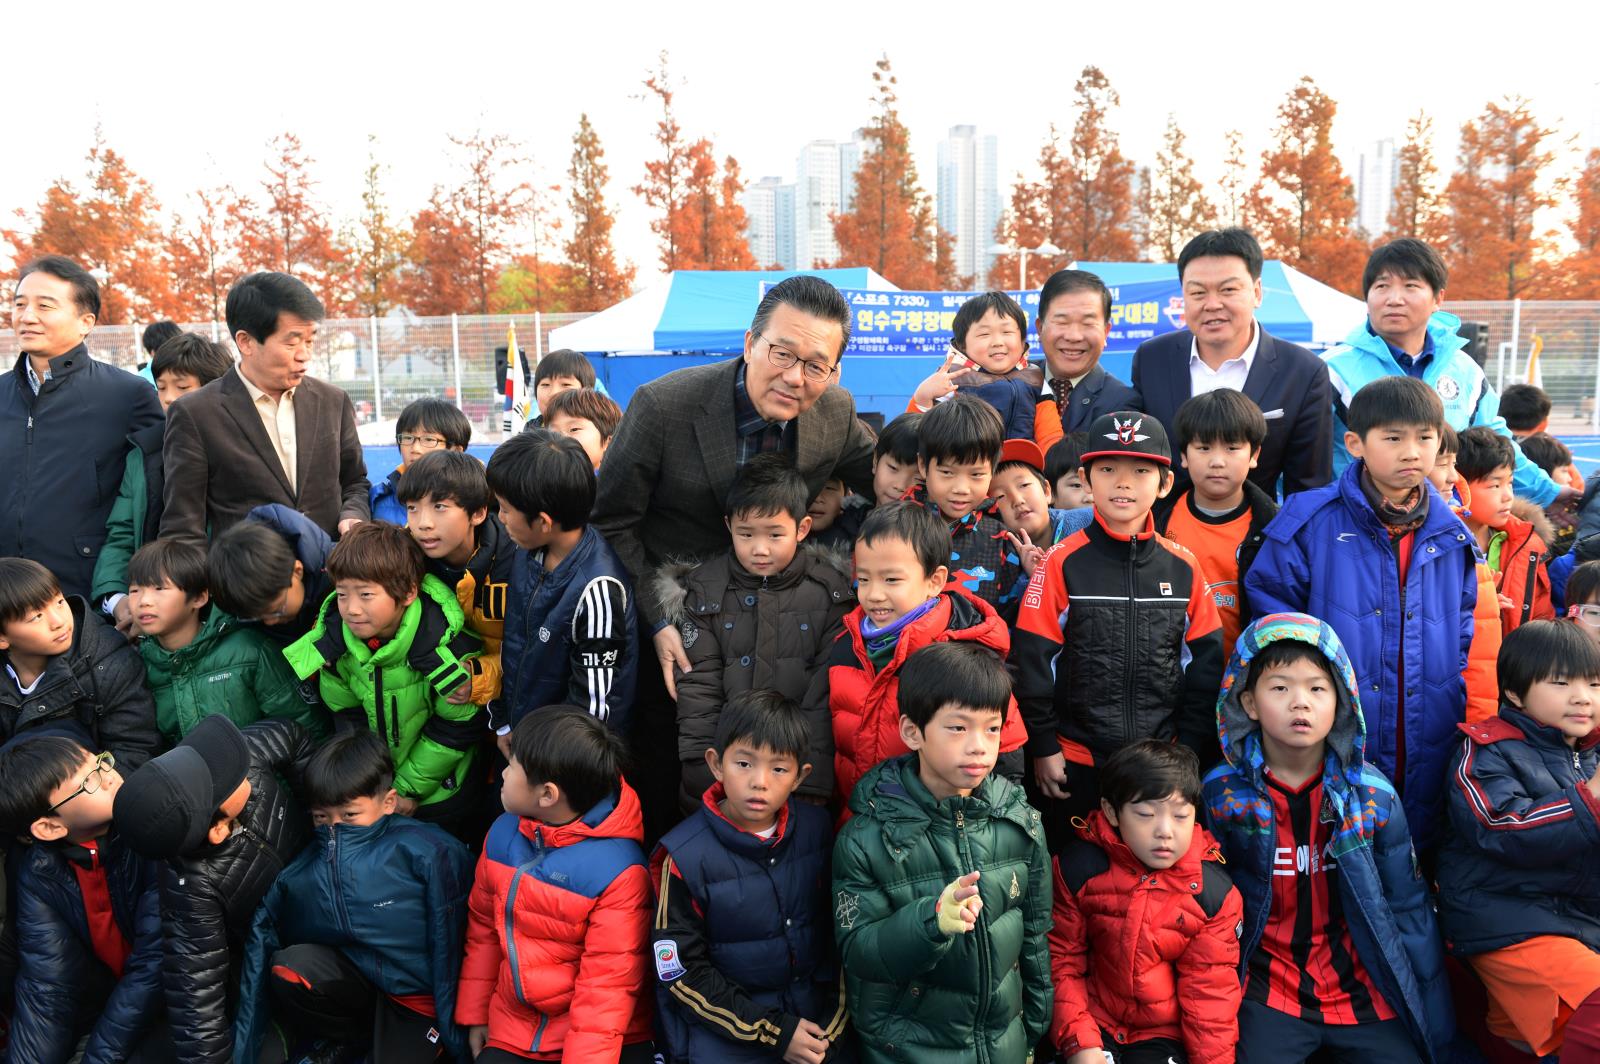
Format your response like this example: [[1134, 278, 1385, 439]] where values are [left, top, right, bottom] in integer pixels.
[[1202, 613, 1454, 1062]]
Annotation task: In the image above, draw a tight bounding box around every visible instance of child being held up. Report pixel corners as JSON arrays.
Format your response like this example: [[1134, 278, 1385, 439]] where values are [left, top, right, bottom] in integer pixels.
[[456, 707, 655, 1062], [1204, 614, 1452, 1064], [832, 642, 1051, 1064], [1051, 740, 1242, 1064], [910, 291, 1043, 442], [652, 691, 845, 1063]]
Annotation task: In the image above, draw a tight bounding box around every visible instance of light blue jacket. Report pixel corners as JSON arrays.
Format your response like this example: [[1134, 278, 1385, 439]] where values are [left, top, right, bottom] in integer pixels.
[[1323, 311, 1559, 505]]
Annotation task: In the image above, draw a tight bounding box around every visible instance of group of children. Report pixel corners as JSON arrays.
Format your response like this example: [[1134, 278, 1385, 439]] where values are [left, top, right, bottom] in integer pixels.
[[5, 283, 1600, 1064]]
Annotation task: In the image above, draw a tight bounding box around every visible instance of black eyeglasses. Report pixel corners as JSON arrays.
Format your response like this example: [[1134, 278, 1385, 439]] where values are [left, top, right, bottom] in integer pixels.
[[396, 433, 448, 450], [758, 334, 837, 384], [46, 752, 115, 815]]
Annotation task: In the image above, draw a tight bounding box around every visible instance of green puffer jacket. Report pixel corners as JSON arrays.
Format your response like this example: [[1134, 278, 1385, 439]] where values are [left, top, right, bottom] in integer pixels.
[[284, 575, 484, 807], [832, 754, 1051, 1064], [139, 606, 328, 744]]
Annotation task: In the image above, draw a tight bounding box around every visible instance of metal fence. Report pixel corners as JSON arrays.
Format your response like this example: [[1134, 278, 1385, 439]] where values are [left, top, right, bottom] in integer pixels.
[[0, 312, 592, 439], [1444, 300, 1600, 435]]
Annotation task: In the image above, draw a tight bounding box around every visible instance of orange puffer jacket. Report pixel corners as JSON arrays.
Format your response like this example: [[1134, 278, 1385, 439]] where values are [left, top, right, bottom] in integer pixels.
[[1049, 811, 1243, 1063], [1453, 480, 1501, 725]]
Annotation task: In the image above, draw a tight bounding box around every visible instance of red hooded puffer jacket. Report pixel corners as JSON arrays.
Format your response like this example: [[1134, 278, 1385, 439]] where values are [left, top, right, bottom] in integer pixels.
[[825, 586, 1029, 807], [455, 780, 654, 1060], [1049, 810, 1243, 1063]]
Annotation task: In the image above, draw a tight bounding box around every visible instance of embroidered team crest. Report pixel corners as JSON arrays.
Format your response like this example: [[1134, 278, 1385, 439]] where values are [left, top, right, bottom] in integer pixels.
[[835, 891, 860, 930], [1159, 582, 1173, 596], [680, 621, 699, 650], [655, 940, 686, 981], [1105, 416, 1150, 445], [1008, 872, 1021, 899], [1437, 377, 1459, 401], [537, 626, 551, 643]]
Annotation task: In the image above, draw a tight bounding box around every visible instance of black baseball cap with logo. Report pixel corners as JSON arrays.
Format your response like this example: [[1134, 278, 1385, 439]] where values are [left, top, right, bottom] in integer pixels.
[[1079, 411, 1172, 467]]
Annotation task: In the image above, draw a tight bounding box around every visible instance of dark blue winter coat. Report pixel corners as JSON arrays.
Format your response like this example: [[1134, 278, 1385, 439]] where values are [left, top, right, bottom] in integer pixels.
[[495, 524, 637, 732], [8, 834, 164, 1064], [651, 787, 841, 1062], [1203, 614, 1454, 1063], [234, 813, 475, 1061], [1438, 706, 1600, 956], [1244, 461, 1478, 846]]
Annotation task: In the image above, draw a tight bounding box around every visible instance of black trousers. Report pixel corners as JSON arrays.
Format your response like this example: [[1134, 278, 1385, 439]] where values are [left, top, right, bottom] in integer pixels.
[[260, 943, 446, 1064], [1235, 999, 1422, 1063], [476, 1043, 657, 1063], [630, 615, 688, 850]]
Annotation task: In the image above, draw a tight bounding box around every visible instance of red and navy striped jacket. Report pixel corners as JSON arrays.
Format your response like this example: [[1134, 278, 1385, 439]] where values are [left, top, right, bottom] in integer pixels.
[[456, 781, 654, 1059], [1438, 706, 1600, 956]]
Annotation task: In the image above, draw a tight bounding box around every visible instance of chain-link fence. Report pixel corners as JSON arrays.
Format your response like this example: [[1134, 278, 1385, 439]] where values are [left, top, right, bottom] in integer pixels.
[[1445, 300, 1600, 435], [0, 312, 591, 439]]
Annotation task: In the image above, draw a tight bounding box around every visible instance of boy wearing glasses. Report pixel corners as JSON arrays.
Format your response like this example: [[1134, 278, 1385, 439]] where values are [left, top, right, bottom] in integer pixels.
[[372, 398, 473, 526], [0, 735, 172, 1062]]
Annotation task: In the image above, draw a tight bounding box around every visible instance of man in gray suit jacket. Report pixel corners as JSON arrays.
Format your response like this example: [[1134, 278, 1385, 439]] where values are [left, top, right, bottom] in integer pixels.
[[161, 273, 369, 545]]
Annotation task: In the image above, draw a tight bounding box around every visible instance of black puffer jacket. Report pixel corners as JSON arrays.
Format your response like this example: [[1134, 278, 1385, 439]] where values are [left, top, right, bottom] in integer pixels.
[[156, 718, 312, 1064], [0, 596, 161, 773], [655, 543, 854, 804], [8, 834, 163, 1064]]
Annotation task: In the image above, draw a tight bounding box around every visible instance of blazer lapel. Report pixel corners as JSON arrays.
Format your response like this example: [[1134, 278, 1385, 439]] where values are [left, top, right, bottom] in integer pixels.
[[1167, 333, 1195, 419], [220, 369, 294, 498], [694, 360, 741, 500], [1240, 325, 1279, 407], [792, 389, 837, 482], [292, 382, 319, 501], [1066, 366, 1105, 433]]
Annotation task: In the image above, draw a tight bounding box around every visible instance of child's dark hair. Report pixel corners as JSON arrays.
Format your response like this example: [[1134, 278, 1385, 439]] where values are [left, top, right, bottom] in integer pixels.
[[1362, 238, 1449, 296], [396, 397, 472, 450], [713, 689, 810, 764], [1098, 740, 1202, 811], [1498, 385, 1550, 434], [1519, 432, 1571, 478], [1454, 426, 1517, 483], [151, 333, 233, 385], [544, 388, 622, 441], [485, 429, 595, 530], [128, 539, 209, 599], [509, 706, 626, 814], [207, 523, 298, 619], [918, 392, 1004, 468], [1346, 376, 1443, 436], [141, 321, 182, 357], [0, 735, 92, 836], [1244, 638, 1339, 694], [1437, 422, 1458, 456], [1046, 433, 1091, 486], [325, 522, 425, 602], [952, 291, 1028, 355], [897, 642, 1011, 730], [724, 453, 810, 523], [397, 450, 492, 513], [0, 558, 62, 626], [1499, 620, 1600, 705], [303, 730, 396, 809], [1567, 561, 1600, 610], [856, 501, 951, 577], [1174, 388, 1268, 451], [875, 412, 923, 466], [533, 349, 596, 389]]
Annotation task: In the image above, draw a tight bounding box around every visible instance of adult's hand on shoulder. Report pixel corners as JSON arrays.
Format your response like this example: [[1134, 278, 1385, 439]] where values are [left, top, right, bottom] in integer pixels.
[[337, 517, 362, 536], [653, 626, 691, 701]]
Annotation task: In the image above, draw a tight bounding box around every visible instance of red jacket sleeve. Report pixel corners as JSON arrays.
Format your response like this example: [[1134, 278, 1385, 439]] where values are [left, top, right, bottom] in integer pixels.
[[1176, 883, 1244, 1064], [1012, 546, 1071, 758], [562, 864, 653, 1061], [1047, 858, 1102, 1055], [1170, 539, 1224, 764], [454, 848, 500, 1027]]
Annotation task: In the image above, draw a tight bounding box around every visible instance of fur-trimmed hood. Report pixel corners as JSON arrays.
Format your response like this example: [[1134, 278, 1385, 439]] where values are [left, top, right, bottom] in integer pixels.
[[1509, 496, 1556, 548], [651, 541, 853, 629]]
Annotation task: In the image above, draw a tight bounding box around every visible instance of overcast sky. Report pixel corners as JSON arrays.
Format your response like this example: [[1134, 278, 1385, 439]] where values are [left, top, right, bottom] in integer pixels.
[[6, 0, 1597, 287]]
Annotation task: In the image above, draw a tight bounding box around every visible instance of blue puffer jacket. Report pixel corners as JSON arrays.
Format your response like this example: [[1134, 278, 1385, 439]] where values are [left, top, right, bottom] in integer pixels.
[[8, 834, 164, 1064], [1437, 706, 1600, 956], [1245, 462, 1478, 846], [1323, 312, 1558, 505], [1203, 614, 1454, 1062], [495, 524, 638, 732], [369, 466, 408, 527], [652, 787, 841, 1062], [234, 814, 475, 1061]]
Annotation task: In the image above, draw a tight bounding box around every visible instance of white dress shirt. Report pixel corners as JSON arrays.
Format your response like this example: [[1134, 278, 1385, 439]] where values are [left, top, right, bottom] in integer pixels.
[[1188, 321, 1260, 397]]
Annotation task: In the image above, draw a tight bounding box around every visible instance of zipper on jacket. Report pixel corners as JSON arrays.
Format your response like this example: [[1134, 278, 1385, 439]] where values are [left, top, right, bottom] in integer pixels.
[[529, 1009, 550, 1053], [955, 808, 993, 1057], [373, 665, 387, 746], [327, 826, 352, 934], [1522, 550, 1541, 627], [503, 828, 549, 1008], [1123, 535, 1137, 744]]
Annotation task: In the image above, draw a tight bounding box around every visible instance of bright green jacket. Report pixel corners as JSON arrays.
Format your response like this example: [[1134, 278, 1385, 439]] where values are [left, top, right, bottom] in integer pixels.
[[140, 607, 328, 745], [284, 575, 483, 806]]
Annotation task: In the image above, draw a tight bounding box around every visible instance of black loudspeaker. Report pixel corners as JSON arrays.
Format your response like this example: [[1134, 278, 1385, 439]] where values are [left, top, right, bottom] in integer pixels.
[[1457, 321, 1489, 367]]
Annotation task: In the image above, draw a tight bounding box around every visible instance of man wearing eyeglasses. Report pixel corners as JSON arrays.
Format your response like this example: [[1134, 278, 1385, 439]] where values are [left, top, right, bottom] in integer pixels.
[[592, 275, 876, 839]]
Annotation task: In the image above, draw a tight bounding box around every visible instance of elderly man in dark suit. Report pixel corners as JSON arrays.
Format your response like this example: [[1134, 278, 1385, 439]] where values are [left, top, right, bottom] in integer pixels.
[[160, 272, 368, 543], [1130, 227, 1332, 498], [1033, 268, 1140, 449]]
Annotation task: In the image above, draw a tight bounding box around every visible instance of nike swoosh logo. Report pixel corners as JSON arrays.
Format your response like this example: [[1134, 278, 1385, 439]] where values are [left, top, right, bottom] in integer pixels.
[[1336, 532, 1356, 542]]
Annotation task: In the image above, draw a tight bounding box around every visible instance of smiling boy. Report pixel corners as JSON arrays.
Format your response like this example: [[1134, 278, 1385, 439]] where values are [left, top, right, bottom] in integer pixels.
[[910, 291, 1042, 442]]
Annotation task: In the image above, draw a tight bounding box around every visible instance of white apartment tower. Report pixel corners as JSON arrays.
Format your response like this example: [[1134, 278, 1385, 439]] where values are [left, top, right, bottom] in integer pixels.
[[1357, 138, 1399, 239], [741, 176, 796, 269], [937, 125, 1001, 284]]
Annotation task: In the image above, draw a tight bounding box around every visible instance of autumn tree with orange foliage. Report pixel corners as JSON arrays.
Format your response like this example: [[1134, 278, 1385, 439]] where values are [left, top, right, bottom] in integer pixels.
[[1385, 112, 1444, 243], [231, 133, 349, 310], [1442, 97, 1563, 299], [445, 130, 539, 313], [635, 53, 691, 271], [3, 132, 178, 323], [1218, 130, 1247, 228], [831, 56, 956, 289], [1564, 150, 1600, 299], [400, 188, 479, 316], [1145, 115, 1215, 262], [565, 113, 634, 311], [165, 186, 241, 322], [1244, 77, 1366, 293], [351, 137, 406, 317]]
